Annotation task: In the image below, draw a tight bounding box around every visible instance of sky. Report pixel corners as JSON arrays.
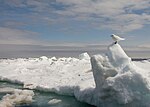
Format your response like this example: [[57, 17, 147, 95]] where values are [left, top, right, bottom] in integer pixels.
[[0, 0, 150, 53]]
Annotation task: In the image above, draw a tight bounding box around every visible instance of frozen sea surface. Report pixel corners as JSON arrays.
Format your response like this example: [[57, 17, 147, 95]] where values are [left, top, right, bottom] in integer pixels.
[[0, 44, 150, 107]]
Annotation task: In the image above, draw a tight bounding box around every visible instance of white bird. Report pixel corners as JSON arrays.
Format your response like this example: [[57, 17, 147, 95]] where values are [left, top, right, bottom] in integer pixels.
[[111, 34, 125, 44]]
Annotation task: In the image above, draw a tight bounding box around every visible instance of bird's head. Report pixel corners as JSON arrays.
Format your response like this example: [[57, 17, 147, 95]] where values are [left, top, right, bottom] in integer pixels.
[[111, 34, 115, 37]]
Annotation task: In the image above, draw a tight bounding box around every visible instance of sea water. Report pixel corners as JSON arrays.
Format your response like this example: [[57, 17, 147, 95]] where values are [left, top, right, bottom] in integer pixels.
[[0, 81, 95, 107]]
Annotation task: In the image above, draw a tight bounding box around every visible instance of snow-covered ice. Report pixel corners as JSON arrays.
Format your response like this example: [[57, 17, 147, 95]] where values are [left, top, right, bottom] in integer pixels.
[[0, 87, 14, 94], [79, 52, 90, 60], [90, 43, 150, 106], [0, 52, 94, 96], [0, 89, 34, 107], [0, 44, 150, 107], [48, 98, 62, 105]]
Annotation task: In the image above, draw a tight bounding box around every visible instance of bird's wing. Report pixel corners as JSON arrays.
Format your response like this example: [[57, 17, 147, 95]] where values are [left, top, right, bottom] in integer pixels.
[[115, 35, 125, 41]]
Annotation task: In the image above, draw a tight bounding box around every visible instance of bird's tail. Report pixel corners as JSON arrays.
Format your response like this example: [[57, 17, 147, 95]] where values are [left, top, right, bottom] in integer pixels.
[[120, 38, 125, 40]]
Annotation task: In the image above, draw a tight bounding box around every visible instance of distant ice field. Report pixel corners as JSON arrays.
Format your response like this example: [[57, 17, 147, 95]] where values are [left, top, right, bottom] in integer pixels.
[[0, 50, 150, 59], [0, 44, 150, 58]]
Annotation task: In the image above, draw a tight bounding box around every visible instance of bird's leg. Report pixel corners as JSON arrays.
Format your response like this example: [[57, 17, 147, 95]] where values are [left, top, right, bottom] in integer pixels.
[[114, 41, 117, 44]]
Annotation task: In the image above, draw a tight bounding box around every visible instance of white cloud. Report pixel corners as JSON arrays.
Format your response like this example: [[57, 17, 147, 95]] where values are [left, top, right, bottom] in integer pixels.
[[55, 0, 150, 33], [138, 43, 150, 48], [2, 0, 150, 33], [0, 27, 39, 45], [26, 0, 52, 12], [0, 27, 92, 46], [4, 0, 26, 8]]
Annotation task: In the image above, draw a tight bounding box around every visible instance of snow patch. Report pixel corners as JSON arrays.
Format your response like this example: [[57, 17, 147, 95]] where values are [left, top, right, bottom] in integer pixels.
[[0, 89, 34, 107], [0, 87, 14, 93], [23, 83, 36, 89], [48, 99, 62, 105], [39, 56, 48, 60], [79, 52, 90, 60]]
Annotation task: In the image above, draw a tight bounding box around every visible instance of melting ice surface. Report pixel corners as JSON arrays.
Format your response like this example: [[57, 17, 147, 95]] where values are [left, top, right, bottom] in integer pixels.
[[0, 44, 150, 107], [0, 81, 94, 107]]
